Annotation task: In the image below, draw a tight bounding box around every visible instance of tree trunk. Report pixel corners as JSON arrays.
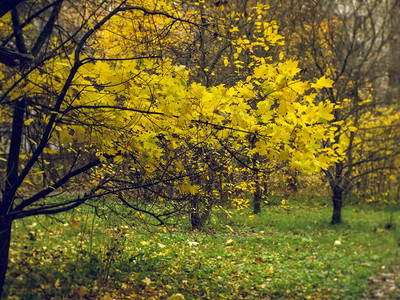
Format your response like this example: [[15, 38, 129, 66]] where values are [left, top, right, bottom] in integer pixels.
[[331, 186, 343, 224], [0, 217, 12, 298], [252, 151, 261, 214], [327, 159, 346, 225], [0, 98, 25, 298], [190, 195, 211, 230]]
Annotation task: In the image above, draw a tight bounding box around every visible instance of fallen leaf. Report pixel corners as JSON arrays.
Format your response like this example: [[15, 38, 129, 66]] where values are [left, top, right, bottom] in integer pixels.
[[226, 225, 234, 232], [70, 216, 80, 229], [255, 257, 263, 264], [142, 277, 153, 286], [168, 294, 185, 300]]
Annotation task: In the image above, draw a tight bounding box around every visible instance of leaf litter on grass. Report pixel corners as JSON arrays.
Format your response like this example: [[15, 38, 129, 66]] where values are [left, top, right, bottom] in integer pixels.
[[4, 205, 400, 299]]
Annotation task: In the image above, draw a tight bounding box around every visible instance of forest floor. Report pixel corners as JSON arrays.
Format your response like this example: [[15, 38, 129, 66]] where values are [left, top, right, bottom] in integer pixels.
[[3, 202, 400, 299]]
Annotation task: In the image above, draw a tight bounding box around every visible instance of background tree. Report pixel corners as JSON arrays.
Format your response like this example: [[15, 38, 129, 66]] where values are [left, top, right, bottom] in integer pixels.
[[268, 0, 400, 223]]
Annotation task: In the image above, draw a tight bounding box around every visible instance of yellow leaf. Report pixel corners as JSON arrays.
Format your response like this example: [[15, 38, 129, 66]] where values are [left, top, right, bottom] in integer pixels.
[[311, 76, 334, 89], [359, 99, 372, 105], [142, 277, 153, 286], [348, 126, 358, 132], [318, 102, 335, 121], [24, 119, 34, 126], [23, 179, 34, 186], [114, 156, 124, 164], [225, 225, 234, 232], [70, 216, 80, 229], [226, 239, 234, 245], [168, 294, 185, 300]]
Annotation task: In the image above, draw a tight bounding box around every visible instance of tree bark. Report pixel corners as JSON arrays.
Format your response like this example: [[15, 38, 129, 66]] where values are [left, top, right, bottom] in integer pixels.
[[190, 195, 211, 230], [0, 98, 25, 297], [252, 151, 261, 214], [253, 177, 261, 214], [328, 161, 345, 225], [0, 217, 12, 298], [331, 185, 343, 224], [1, 99, 25, 214]]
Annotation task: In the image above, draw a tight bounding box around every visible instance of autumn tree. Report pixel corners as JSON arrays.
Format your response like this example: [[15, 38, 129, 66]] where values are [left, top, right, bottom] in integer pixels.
[[268, 0, 400, 223], [166, 1, 333, 217], [0, 0, 198, 294], [0, 0, 339, 295]]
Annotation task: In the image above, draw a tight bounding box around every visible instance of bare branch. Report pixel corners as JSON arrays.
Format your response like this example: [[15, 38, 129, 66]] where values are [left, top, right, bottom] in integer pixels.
[[14, 156, 109, 211]]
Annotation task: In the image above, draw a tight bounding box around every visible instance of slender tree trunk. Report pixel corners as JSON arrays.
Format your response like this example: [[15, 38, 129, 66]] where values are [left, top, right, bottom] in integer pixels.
[[252, 151, 261, 214], [331, 185, 343, 224], [328, 161, 345, 225], [253, 177, 261, 214], [0, 217, 12, 298], [0, 99, 25, 297]]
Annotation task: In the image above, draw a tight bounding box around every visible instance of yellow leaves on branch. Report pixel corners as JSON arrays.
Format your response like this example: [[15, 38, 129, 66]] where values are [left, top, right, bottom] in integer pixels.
[[178, 179, 198, 195], [9, 53, 338, 173], [0, 2, 341, 178]]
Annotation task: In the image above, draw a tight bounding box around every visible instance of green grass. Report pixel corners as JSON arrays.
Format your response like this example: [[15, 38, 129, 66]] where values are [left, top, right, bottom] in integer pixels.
[[4, 203, 400, 299]]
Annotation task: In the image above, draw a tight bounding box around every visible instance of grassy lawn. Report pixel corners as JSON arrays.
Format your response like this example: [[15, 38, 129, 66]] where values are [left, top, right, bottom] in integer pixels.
[[3, 202, 400, 299]]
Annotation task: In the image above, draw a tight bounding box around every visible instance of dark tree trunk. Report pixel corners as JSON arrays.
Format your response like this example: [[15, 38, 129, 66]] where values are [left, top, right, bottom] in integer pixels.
[[331, 185, 343, 224], [252, 151, 261, 214], [0, 217, 12, 298], [0, 99, 25, 297], [190, 210, 203, 229], [327, 161, 346, 225]]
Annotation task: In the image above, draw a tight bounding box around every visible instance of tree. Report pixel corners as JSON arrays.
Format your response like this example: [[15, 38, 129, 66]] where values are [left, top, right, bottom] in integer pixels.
[[0, 0, 339, 295], [0, 0, 196, 294], [268, 0, 400, 223]]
